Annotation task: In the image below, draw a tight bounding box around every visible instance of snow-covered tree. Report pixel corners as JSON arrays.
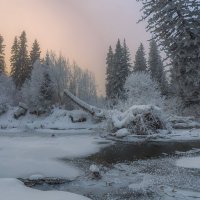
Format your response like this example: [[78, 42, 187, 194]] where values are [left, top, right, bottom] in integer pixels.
[[48, 53, 71, 104], [134, 43, 147, 72], [70, 62, 97, 105], [148, 40, 168, 95], [138, 0, 200, 106], [30, 39, 41, 66], [0, 35, 6, 74], [119, 72, 164, 111]]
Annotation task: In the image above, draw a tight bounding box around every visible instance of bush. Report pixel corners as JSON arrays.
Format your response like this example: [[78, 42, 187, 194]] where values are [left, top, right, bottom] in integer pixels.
[[117, 72, 164, 111]]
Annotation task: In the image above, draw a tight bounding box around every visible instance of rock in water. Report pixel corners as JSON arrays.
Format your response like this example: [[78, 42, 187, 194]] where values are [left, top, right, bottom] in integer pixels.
[[89, 164, 101, 179]]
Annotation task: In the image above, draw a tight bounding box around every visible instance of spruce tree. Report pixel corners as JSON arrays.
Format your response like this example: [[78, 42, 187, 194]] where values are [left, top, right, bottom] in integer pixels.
[[18, 31, 30, 88], [120, 39, 131, 95], [45, 51, 50, 66], [30, 39, 41, 66], [113, 39, 124, 99], [134, 43, 147, 72], [10, 36, 20, 87], [138, 0, 200, 105], [148, 40, 168, 95], [0, 35, 6, 74], [40, 70, 53, 103], [106, 39, 132, 101], [106, 46, 114, 100]]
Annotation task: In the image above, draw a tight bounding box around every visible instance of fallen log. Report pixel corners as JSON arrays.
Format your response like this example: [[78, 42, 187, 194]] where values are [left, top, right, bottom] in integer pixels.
[[63, 89, 105, 120]]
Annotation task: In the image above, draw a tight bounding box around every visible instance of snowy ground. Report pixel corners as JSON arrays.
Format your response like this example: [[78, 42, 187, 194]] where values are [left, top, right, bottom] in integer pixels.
[[0, 178, 91, 200], [0, 107, 100, 130]]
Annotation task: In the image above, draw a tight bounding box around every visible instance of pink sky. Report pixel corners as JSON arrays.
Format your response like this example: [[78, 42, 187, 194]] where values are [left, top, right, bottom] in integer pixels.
[[0, 0, 150, 95]]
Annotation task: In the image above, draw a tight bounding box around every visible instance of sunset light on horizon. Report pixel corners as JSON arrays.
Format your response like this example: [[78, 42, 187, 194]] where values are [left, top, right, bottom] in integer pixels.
[[0, 0, 150, 95]]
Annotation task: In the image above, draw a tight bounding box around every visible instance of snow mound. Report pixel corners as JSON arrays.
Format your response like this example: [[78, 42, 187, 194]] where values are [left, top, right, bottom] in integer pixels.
[[0, 178, 91, 200]]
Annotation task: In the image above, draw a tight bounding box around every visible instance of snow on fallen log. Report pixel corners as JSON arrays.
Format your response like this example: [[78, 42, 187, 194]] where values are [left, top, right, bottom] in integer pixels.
[[109, 105, 170, 135], [14, 102, 28, 119], [63, 90, 170, 135], [63, 89, 105, 120]]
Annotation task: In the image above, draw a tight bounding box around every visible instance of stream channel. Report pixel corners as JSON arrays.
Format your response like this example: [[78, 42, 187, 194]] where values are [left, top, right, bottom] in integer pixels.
[[31, 139, 200, 200]]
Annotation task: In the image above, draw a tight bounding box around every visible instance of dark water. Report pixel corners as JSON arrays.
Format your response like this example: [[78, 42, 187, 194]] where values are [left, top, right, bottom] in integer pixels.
[[88, 140, 200, 164]]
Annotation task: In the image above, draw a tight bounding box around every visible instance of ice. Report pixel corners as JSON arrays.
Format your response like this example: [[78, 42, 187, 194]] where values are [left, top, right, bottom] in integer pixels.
[[0, 134, 110, 178], [0, 178, 91, 200], [176, 156, 200, 169]]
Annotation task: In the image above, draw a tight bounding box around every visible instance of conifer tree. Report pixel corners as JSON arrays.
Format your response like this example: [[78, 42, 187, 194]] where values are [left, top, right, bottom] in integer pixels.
[[106, 39, 132, 101], [105, 46, 114, 100], [10, 36, 20, 86], [148, 40, 168, 95], [30, 39, 41, 66], [45, 51, 50, 66], [134, 43, 147, 72], [0, 35, 6, 74], [120, 39, 131, 94], [112, 39, 124, 99], [40, 71, 53, 103], [138, 0, 200, 105], [18, 31, 30, 86]]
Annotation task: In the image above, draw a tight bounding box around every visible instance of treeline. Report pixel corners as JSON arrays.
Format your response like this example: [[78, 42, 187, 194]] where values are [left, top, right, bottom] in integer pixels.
[[0, 31, 98, 112], [106, 0, 200, 116], [106, 39, 168, 103]]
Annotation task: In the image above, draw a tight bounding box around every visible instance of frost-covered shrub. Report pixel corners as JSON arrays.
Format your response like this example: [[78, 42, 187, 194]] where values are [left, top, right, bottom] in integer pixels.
[[21, 60, 53, 114], [0, 74, 15, 106], [118, 72, 164, 111]]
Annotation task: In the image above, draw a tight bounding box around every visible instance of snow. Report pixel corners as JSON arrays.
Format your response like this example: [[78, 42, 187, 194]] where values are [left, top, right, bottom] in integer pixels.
[[111, 105, 162, 129], [128, 174, 153, 192], [176, 156, 200, 169], [29, 174, 45, 180], [0, 178, 91, 200], [89, 164, 100, 173], [113, 128, 130, 138], [161, 186, 200, 200], [109, 105, 170, 135], [0, 134, 110, 178], [0, 107, 97, 130]]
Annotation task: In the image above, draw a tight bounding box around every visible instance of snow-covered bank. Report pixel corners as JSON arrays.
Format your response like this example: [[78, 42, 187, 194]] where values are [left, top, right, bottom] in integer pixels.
[[0, 107, 99, 131], [0, 133, 111, 179], [0, 178, 91, 200]]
